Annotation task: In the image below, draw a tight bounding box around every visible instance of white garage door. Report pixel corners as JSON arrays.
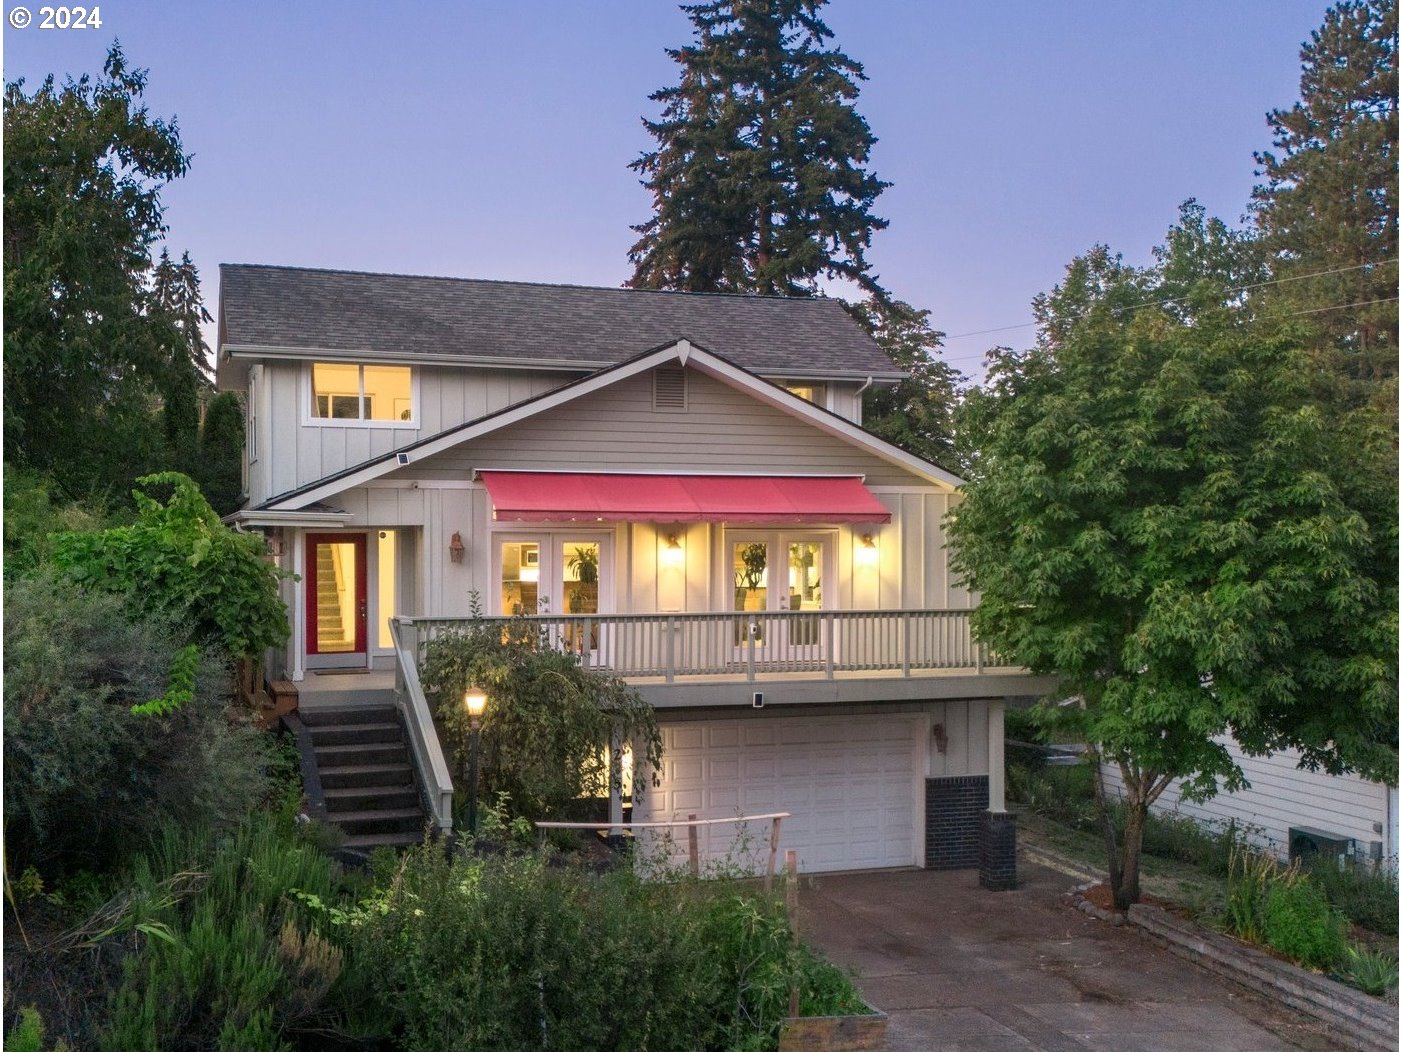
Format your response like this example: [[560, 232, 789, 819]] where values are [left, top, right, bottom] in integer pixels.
[[640, 714, 919, 874]]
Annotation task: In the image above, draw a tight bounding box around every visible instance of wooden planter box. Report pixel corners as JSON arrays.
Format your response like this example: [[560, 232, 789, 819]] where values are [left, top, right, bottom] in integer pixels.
[[778, 1007, 887, 1051]]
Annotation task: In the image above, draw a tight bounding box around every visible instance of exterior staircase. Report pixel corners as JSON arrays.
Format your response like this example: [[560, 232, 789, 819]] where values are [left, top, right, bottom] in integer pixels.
[[301, 706, 428, 853]]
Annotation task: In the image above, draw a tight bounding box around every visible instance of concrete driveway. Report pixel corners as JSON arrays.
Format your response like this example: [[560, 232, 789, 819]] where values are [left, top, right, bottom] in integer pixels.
[[796, 864, 1347, 1052]]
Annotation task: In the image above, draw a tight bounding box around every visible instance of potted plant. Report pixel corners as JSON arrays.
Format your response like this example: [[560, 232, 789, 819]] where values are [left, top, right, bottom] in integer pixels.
[[735, 543, 768, 611], [567, 545, 599, 615]]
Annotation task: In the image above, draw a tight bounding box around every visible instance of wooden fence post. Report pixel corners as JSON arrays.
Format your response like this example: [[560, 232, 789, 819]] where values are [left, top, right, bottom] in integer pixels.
[[765, 815, 784, 893], [786, 848, 800, 1017]]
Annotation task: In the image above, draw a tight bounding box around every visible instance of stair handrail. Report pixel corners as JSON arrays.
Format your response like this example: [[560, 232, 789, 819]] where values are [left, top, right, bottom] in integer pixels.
[[389, 617, 455, 833]]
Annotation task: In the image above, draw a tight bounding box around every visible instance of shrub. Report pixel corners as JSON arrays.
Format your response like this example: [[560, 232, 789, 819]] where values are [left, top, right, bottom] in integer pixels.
[[4, 1006, 71, 1052], [1262, 878, 1348, 970], [1006, 760, 1097, 829], [347, 846, 720, 1051], [3, 574, 268, 875], [50, 472, 289, 664], [102, 811, 356, 1051], [1303, 856, 1399, 935], [420, 615, 663, 823], [340, 845, 865, 1052]]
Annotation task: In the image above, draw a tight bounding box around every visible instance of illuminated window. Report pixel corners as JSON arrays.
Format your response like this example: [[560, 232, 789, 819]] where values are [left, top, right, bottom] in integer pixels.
[[311, 364, 414, 424], [782, 382, 827, 407]]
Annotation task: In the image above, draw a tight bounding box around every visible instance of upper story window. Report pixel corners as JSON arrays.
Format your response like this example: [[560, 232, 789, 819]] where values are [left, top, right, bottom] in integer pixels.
[[782, 382, 828, 408], [308, 363, 415, 426]]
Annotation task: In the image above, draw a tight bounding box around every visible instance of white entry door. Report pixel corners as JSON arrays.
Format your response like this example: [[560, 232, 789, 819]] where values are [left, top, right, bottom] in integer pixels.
[[641, 714, 919, 874], [495, 533, 613, 660]]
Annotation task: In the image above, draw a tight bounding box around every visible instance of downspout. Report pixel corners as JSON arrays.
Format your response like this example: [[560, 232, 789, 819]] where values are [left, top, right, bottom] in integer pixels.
[[855, 375, 874, 396], [854, 376, 874, 426]]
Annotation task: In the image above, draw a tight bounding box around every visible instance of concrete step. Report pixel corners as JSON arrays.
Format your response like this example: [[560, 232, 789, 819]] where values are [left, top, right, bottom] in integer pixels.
[[318, 763, 414, 789], [309, 722, 403, 747], [324, 785, 420, 812], [316, 742, 409, 767]]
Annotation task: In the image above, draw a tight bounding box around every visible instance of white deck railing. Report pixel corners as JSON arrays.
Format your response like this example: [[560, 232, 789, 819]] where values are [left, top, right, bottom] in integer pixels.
[[401, 609, 1006, 683]]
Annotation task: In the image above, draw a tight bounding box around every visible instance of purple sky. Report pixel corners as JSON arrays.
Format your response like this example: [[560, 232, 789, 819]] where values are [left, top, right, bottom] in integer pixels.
[[4, 1, 1328, 378]]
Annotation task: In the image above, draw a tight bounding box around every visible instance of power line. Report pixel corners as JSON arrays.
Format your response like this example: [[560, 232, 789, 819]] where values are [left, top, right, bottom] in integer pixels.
[[938, 258, 1399, 353]]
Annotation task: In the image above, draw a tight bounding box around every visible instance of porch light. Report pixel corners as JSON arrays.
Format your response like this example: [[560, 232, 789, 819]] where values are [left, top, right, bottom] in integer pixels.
[[448, 531, 466, 564], [660, 531, 684, 565], [463, 688, 488, 837], [855, 532, 879, 567]]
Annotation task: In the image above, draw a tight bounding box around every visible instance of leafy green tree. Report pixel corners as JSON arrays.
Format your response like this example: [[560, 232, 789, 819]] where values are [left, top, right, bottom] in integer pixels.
[[420, 615, 664, 825], [1252, 0, 1398, 410], [628, 0, 889, 297], [846, 297, 966, 472], [951, 216, 1397, 909], [3, 44, 209, 502]]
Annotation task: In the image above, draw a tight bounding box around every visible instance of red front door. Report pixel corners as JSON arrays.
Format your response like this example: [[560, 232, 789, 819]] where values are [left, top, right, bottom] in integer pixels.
[[306, 533, 368, 665]]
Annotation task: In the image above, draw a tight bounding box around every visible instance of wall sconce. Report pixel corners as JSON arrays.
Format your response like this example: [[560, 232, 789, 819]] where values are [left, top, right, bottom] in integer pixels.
[[264, 533, 283, 559], [448, 531, 465, 564], [659, 531, 685, 565], [932, 722, 948, 754], [855, 532, 879, 567]]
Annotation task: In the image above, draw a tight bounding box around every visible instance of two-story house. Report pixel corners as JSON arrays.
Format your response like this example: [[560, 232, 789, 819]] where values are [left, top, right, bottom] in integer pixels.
[[217, 264, 1052, 885]]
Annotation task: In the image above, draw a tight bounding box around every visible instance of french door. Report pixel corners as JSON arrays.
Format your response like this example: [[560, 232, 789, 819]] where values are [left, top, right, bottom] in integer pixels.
[[305, 533, 368, 668], [496, 533, 613, 658], [729, 532, 832, 662]]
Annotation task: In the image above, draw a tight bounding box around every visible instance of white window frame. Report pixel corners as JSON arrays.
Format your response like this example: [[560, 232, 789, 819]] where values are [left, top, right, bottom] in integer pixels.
[[490, 531, 616, 617], [302, 362, 420, 429]]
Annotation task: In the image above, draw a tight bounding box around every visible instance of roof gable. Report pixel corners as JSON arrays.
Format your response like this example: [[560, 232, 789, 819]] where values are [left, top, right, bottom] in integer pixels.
[[259, 341, 959, 510]]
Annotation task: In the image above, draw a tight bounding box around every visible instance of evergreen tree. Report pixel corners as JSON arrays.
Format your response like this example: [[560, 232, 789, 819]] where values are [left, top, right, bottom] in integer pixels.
[[628, 0, 889, 297], [195, 392, 246, 517], [152, 249, 213, 466], [846, 298, 966, 473], [3, 45, 207, 502], [1252, 0, 1398, 410]]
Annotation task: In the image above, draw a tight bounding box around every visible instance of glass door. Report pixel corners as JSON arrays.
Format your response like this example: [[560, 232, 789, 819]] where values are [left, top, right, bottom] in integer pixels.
[[730, 533, 830, 664], [305, 533, 368, 668], [496, 534, 612, 660]]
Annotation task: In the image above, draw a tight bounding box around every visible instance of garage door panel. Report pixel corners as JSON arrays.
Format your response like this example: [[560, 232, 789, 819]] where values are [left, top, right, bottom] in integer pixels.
[[644, 715, 917, 874]]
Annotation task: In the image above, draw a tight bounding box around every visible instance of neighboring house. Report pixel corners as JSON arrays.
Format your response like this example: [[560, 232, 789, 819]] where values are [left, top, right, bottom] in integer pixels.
[[217, 264, 1053, 880], [1103, 742, 1398, 866]]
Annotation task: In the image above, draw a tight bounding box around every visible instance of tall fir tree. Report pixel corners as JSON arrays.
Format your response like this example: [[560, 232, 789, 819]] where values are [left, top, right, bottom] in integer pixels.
[[1252, 0, 1398, 412], [629, 0, 890, 297]]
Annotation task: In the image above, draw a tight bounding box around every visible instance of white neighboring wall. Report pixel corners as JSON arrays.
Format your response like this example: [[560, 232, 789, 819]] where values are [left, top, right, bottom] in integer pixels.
[[1102, 737, 1397, 863]]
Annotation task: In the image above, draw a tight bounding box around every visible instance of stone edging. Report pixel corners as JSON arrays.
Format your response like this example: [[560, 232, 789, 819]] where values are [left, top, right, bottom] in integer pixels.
[[1127, 902, 1398, 1052]]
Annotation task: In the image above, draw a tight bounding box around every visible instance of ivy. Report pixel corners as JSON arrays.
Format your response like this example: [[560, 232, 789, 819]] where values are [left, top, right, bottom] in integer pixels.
[[130, 644, 200, 716]]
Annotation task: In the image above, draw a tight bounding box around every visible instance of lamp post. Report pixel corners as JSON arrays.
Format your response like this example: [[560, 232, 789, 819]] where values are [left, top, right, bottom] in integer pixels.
[[463, 688, 487, 837]]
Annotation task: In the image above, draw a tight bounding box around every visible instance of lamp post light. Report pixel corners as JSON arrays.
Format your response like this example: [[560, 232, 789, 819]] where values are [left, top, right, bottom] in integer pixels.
[[463, 688, 487, 837]]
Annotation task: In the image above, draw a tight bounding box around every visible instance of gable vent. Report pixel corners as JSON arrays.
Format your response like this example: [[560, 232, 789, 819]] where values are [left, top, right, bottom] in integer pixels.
[[653, 367, 688, 411]]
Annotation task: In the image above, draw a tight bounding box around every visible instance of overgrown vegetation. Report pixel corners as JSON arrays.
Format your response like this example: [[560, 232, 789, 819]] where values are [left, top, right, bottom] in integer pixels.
[[3, 574, 267, 875], [420, 612, 663, 824], [326, 842, 865, 1052]]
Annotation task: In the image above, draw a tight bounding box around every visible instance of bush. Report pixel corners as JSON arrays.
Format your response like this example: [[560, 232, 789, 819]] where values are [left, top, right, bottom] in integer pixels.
[[341, 845, 865, 1052], [348, 846, 720, 1051], [1006, 760, 1097, 829], [1262, 879, 1348, 970], [1303, 856, 1398, 935], [3, 574, 269, 875], [102, 811, 357, 1051], [1335, 946, 1399, 1002]]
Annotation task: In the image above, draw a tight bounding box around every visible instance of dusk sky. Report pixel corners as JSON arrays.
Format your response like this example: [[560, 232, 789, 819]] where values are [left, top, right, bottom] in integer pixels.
[[4, 1, 1330, 379]]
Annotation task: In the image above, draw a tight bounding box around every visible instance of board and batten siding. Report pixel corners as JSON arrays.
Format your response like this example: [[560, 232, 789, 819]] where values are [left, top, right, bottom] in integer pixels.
[[1102, 740, 1397, 861], [256, 361, 578, 504], [397, 368, 919, 487]]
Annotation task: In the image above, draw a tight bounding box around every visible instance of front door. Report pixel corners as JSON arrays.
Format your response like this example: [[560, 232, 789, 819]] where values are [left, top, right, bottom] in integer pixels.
[[306, 533, 368, 668], [496, 534, 612, 660], [730, 532, 831, 664]]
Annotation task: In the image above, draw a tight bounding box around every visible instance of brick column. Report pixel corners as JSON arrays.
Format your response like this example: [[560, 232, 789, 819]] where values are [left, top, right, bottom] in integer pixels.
[[979, 810, 1017, 890]]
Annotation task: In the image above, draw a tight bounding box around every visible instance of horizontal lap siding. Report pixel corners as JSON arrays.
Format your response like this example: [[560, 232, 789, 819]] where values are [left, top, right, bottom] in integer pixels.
[[1101, 740, 1391, 857], [400, 370, 919, 486]]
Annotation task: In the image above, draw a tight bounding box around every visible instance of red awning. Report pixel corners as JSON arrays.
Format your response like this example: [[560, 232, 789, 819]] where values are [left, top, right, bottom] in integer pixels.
[[479, 472, 891, 524]]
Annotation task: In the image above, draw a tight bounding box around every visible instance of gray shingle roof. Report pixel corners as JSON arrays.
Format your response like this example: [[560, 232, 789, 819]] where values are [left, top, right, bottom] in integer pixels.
[[219, 264, 902, 379]]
